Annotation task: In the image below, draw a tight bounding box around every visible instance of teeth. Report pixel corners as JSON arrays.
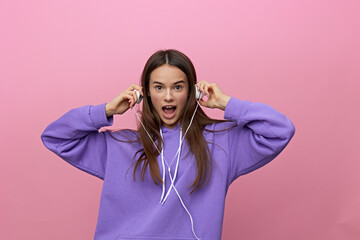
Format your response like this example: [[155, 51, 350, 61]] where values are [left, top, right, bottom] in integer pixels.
[[165, 106, 174, 108]]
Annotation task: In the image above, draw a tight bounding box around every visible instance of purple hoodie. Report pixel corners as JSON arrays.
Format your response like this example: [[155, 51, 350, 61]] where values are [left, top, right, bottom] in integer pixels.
[[41, 97, 295, 240]]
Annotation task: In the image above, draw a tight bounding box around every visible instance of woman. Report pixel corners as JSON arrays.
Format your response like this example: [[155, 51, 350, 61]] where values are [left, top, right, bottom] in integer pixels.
[[41, 49, 295, 240]]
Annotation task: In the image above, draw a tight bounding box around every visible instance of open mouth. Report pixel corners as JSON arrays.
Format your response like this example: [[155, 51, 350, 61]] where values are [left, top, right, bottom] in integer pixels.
[[162, 106, 176, 114], [162, 106, 177, 119]]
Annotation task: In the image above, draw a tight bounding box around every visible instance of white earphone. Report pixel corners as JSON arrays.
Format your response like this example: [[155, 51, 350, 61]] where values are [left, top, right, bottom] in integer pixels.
[[195, 85, 203, 100], [133, 89, 143, 104]]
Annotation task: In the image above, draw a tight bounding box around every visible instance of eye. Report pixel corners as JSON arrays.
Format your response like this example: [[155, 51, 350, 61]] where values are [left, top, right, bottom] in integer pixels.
[[155, 86, 162, 90], [175, 85, 182, 90]]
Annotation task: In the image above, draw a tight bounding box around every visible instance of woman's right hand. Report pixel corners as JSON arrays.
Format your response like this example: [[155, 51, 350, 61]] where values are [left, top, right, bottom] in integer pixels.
[[105, 85, 143, 117]]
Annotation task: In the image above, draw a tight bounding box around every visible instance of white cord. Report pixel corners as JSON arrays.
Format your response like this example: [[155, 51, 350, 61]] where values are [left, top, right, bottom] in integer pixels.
[[132, 101, 200, 168], [159, 101, 200, 205], [131, 101, 201, 240], [159, 128, 182, 205], [169, 172, 200, 240]]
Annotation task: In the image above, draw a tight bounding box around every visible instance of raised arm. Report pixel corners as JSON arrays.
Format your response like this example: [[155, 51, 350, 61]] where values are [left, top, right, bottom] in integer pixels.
[[40, 103, 114, 179], [224, 97, 296, 183], [40, 84, 143, 179]]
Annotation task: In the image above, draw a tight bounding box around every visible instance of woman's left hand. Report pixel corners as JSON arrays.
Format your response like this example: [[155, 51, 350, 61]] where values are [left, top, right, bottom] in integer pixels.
[[196, 80, 231, 111]]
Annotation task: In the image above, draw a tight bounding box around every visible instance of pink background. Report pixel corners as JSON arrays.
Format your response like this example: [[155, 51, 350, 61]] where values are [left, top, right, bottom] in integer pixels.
[[1, 0, 359, 239]]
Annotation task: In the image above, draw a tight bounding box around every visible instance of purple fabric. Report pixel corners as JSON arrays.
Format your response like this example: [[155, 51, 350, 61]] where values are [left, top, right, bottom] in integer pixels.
[[41, 97, 295, 240]]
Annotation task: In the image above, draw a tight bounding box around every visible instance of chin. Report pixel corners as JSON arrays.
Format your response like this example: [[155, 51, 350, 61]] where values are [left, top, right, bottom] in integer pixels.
[[162, 118, 180, 128]]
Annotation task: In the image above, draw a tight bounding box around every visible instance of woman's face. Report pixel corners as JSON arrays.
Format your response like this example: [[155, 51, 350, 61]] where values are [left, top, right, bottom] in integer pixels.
[[148, 64, 189, 129]]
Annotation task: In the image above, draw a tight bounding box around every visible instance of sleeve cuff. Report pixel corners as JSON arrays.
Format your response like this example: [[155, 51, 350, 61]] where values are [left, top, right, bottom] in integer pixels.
[[89, 103, 114, 129], [224, 97, 246, 121]]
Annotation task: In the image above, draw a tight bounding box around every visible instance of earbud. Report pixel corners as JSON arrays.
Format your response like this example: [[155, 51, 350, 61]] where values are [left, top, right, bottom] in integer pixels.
[[195, 85, 203, 100], [133, 89, 143, 104]]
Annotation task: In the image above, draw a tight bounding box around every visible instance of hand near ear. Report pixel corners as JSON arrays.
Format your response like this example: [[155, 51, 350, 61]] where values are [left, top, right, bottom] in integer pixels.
[[105, 85, 143, 117], [196, 81, 231, 111]]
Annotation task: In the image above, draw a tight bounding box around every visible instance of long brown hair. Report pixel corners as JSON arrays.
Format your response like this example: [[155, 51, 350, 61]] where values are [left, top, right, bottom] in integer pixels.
[[108, 49, 234, 194]]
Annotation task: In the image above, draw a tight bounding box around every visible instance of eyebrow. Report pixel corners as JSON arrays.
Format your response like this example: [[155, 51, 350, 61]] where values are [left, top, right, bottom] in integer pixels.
[[152, 80, 186, 85]]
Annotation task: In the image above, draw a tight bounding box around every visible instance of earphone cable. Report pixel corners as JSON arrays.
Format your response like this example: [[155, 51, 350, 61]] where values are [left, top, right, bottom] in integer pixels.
[[132, 100, 200, 168], [131, 101, 201, 240]]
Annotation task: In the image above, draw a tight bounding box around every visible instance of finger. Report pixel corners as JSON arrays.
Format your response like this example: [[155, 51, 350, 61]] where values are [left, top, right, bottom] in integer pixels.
[[136, 86, 143, 95], [128, 84, 142, 93], [196, 81, 202, 90], [133, 86, 144, 98], [209, 83, 219, 97], [199, 98, 208, 107], [127, 85, 135, 91], [134, 85, 143, 95], [124, 94, 133, 107], [200, 81, 211, 96], [125, 89, 138, 98], [130, 90, 138, 107], [198, 81, 207, 95], [203, 84, 211, 97], [123, 93, 135, 108]]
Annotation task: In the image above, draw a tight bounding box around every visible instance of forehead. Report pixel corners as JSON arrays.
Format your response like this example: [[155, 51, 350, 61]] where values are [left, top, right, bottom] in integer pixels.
[[150, 64, 188, 85]]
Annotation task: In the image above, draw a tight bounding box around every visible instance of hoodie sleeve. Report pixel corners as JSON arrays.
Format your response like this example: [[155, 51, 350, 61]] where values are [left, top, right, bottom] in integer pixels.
[[40, 103, 114, 180], [224, 97, 295, 184]]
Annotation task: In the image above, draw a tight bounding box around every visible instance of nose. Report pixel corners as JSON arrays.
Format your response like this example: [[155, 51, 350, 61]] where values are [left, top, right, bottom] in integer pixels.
[[164, 88, 173, 102]]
